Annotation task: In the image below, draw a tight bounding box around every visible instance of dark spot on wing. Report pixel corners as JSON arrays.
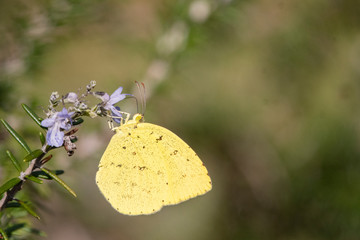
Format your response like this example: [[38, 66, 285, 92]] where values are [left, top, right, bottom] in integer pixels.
[[162, 200, 165, 202], [166, 182, 168, 185], [122, 146, 126, 149], [139, 166, 146, 171], [110, 162, 115, 166], [156, 135, 163, 143], [128, 133, 131, 136], [117, 164, 122, 167], [150, 131, 154, 135], [153, 209, 155, 212], [186, 159, 190, 162], [142, 146, 146, 149], [132, 152, 136, 155], [137, 135, 140, 138]]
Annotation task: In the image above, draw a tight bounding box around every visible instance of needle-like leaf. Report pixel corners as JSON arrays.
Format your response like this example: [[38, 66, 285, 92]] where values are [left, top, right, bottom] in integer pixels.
[[4, 202, 21, 208], [39, 132, 46, 145], [0, 178, 22, 196], [0, 119, 31, 154], [6, 150, 22, 173], [16, 200, 40, 220], [40, 168, 76, 197], [23, 149, 44, 162], [0, 227, 9, 240], [4, 223, 26, 237], [72, 118, 84, 126], [21, 103, 44, 128], [25, 175, 43, 184], [31, 170, 64, 179]]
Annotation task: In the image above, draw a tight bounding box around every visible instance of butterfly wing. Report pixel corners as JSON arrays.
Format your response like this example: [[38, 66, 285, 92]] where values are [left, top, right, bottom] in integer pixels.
[[137, 123, 212, 206], [96, 122, 212, 215], [96, 126, 168, 215]]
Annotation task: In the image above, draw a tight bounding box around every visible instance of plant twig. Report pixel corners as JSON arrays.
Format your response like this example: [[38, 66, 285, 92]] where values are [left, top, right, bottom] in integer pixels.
[[0, 148, 46, 210]]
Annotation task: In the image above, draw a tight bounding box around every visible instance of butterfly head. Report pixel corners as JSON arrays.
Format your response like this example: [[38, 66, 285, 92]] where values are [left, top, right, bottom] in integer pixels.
[[133, 113, 144, 123]]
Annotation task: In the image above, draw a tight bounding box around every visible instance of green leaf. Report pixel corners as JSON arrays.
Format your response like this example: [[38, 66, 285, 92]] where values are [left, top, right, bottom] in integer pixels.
[[39, 131, 46, 145], [4, 202, 21, 208], [16, 200, 40, 220], [0, 227, 9, 240], [25, 175, 43, 184], [21, 103, 44, 127], [0, 119, 31, 154], [23, 149, 44, 162], [31, 170, 64, 179], [0, 178, 21, 196], [6, 150, 22, 173], [72, 117, 84, 126], [27, 227, 47, 237], [5, 223, 26, 237], [40, 168, 76, 197]]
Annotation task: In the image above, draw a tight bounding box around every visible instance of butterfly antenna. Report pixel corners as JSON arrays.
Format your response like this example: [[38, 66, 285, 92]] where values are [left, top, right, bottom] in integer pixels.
[[135, 81, 146, 116], [134, 93, 139, 115], [141, 82, 146, 115], [134, 81, 141, 114]]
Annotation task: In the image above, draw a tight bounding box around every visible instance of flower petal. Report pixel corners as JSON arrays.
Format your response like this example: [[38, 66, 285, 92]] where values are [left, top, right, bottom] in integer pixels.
[[94, 92, 110, 103], [108, 87, 127, 105], [110, 87, 123, 98], [111, 106, 122, 124], [46, 124, 64, 147], [57, 108, 69, 118], [60, 120, 72, 131], [41, 118, 56, 128]]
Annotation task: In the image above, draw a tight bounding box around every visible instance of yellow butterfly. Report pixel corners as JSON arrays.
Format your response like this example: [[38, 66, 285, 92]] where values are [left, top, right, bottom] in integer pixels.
[[96, 114, 212, 215]]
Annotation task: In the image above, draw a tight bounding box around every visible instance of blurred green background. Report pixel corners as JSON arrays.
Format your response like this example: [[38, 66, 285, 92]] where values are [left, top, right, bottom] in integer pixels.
[[1, 0, 360, 239]]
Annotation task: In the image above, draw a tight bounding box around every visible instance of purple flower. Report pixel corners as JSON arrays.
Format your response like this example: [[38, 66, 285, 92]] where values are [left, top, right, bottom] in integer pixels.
[[41, 108, 74, 147], [100, 87, 129, 123]]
